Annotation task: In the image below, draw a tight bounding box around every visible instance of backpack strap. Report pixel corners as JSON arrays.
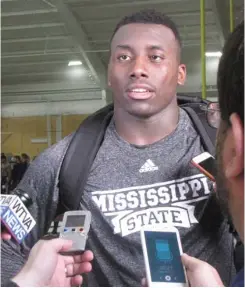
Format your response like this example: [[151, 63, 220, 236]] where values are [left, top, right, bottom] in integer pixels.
[[181, 105, 216, 155], [57, 104, 113, 214]]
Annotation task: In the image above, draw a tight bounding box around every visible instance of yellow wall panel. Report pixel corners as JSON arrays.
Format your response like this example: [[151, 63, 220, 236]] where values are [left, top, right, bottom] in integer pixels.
[[1, 116, 48, 158], [1, 114, 89, 158], [62, 114, 88, 138], [51, 116, 57, 145]]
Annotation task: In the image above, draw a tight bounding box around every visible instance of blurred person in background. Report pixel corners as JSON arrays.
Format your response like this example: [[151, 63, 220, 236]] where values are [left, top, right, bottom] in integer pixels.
[[11, 155, 22, 191], [19, 153, 30, 181], [1, 154, 12, 194]]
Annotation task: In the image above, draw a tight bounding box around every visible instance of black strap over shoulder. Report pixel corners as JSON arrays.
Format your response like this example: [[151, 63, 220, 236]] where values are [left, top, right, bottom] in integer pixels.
[[178, 94, 216, 155], [181, 106, 216, 155], [57, 104, 113, 214]]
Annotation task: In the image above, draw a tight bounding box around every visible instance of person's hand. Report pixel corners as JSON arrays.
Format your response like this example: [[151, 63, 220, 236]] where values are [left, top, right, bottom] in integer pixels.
[[181, 253, 224, 287], [12, 238, 93, 287], [1, 222, 12, 240], [1, 229, 11, 240], [141, 277, 147, 286], [213, 182, 216, 192]]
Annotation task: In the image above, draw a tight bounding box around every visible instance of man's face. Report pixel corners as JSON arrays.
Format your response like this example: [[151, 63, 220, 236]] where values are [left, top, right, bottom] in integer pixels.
[[108, 23, 186, 118]]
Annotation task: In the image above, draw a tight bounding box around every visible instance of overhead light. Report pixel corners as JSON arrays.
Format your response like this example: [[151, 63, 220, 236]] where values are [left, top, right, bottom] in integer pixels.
[[205, 51, 222, 57], [68, 60, 82, 66]]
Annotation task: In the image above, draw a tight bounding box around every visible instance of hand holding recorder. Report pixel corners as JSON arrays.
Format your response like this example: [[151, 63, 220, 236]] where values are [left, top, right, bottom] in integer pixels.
[[11, 238, 93, 287]]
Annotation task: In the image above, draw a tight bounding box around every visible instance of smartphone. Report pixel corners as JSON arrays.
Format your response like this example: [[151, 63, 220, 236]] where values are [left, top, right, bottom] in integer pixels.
[[191, 152, 216, 182], [141, 227, 187, 287]]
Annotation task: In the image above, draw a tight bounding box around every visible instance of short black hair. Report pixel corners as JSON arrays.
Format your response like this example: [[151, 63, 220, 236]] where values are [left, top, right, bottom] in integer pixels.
[[21, 153, 29, 160], [15, 155, 21, 162], [111, 9, 182, 48], [217, 21, 244, 125], [1, 155, 6, 161]]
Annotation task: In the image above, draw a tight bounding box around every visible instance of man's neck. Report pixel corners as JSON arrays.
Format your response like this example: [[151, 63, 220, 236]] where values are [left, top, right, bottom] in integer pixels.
[[114, 103, 179, 146]]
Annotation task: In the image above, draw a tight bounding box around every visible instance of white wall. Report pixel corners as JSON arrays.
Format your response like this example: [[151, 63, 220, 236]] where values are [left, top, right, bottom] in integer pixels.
[[1, 99, 107, 117], [1, 80, 103, 103], [1, 80, 107, 117]]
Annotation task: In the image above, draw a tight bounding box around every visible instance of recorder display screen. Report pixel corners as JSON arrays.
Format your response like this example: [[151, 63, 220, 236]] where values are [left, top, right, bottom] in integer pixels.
[[65, 215, 85, 227], [144, 231, 185, 283]]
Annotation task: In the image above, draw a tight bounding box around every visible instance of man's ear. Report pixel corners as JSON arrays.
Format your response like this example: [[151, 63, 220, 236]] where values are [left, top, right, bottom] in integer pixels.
[[225, 113, 244, 179], [177, 64, 186, 86]]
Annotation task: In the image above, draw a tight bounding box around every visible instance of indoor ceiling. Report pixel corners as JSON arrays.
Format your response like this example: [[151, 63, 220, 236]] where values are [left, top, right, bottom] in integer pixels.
[[1, 0, 244, 102]]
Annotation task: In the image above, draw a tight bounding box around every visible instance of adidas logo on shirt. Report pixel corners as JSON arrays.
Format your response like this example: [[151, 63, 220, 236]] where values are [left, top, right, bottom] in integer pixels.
[[139, 159, 159, 173]]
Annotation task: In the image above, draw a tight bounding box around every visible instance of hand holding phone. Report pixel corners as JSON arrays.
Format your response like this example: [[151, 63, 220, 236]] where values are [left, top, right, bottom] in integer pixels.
[[141, 227, 187, 287], [191, 152, 216, 182]]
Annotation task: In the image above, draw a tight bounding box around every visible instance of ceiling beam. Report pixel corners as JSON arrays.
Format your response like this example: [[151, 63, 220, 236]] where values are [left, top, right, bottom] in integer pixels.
[[55, 0, 107, 89], [1, 60, 69, 67], [3, 71, 74, 77], [2, 23, 64, 31], [2, 35, 71, 44], [1, 49, 79, 59], [70, 0, 187, 9], [2, 8, 57, 17], [211, 0, 230, 46]]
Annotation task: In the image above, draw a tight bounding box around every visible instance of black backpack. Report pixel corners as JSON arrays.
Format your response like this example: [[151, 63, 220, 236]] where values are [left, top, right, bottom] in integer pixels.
[[57, 94, 243, 273]]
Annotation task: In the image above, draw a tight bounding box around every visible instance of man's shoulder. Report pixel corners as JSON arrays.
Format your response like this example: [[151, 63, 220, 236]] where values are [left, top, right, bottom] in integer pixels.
[[35, 134, 74, 164], [178, 108, 199, 136], [20, 134, 74, 186]]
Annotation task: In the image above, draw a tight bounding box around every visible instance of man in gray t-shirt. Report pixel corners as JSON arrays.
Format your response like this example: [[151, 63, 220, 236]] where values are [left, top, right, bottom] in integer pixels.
[[1, 9, 234, 287], [82, 109, 230, 286]]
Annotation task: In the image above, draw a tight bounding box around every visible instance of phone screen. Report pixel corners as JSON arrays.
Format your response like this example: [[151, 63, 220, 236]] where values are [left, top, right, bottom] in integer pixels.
[[198, 157, 216, 177], [144, 231, 185, 283]]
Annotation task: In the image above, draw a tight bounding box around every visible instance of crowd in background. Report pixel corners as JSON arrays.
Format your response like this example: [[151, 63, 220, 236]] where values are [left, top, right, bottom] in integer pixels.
[[1, 153, 31, 193]]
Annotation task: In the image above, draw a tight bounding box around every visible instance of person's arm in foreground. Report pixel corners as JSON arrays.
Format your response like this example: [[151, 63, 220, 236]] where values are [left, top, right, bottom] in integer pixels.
[[181, 253, 224, 287], [9, 238, 93, 287]]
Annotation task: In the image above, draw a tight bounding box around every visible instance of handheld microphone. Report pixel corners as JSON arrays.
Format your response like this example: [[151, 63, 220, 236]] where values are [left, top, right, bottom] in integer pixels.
[[0, 191, 36, 243]]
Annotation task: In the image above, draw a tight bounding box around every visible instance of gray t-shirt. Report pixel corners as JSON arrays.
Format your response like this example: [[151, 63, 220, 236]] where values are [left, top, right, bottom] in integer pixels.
[[80, 108, 232, 286]]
